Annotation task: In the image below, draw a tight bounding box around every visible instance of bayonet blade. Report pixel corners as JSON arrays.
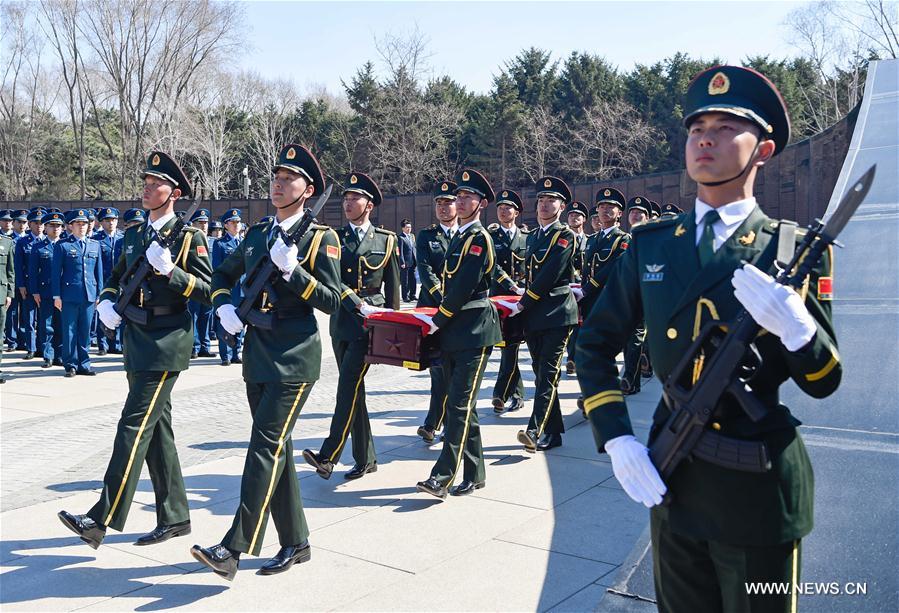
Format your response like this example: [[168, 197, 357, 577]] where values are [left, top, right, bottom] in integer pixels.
[[822, 165, 876, 239], [309, 184, 333, 218]]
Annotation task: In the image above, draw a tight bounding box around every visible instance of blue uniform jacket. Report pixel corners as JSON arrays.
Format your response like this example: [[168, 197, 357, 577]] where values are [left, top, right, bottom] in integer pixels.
[[27, 237, 58, 296], [14, 233, 39, 291], [92, 229, 123, 282], [211, 233, 242, 303], [51, 236, 103, 302]]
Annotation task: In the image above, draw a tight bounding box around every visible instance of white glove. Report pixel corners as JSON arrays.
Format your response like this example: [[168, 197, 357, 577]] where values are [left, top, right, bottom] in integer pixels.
[[497, 299, 522, 317], [413, 312, 439, 336], [216, 304, 244, 336], [146, 242, 176, 276], [732, 263, 816, 352], [270, 236, 299, 278], [359, 304, 392, 317], [570, 284, 584, 302], [511, 285, 525, 296], [605, 434, 667, 508], [97, 299, 122, 329]]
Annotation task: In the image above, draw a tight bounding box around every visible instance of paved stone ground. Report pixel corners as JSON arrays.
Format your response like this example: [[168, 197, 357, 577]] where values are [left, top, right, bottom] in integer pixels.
[[0, 310, 661, 611]]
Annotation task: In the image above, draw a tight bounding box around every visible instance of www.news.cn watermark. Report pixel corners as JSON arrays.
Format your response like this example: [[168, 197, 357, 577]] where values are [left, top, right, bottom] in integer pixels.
[[745, 582, 869, 596]]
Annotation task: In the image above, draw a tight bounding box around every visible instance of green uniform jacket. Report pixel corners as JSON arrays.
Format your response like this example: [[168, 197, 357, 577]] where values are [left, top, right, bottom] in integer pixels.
[[520, 220, 579, 332], [100, 218, 212, 372], [433, 221, 502, 352], [577, 207, 841, 545], [0, 235, 13, 302], [416, 225, 451, 307], [211, 220, 342, 383], [571, 232, 589, 282], [331, 224, 401, 342], [488, 224, 528, 296], [581, 225, 630, 315]]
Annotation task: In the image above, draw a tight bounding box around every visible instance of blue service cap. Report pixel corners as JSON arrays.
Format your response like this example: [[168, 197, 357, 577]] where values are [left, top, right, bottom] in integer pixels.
[[221, 208, 242, 223], [209, 219, 223, 230], [12, 209, 28, 222], [42, 212, 65, 225], [190, 208, 210, 222], [27, 210, 45, 222], [123, 208, 146, 224], [66, 208, 90, 223], [98, 207, 120, 220], [0, 210, 11, 221]]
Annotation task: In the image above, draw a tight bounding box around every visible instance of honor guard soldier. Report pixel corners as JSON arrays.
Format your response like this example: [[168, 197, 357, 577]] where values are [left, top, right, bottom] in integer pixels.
[[581, 188, 630, 314], [415, 168, 502, 498], [649, 200, 662, 220], [188, 208, 216, 359], [14, 209, 44, 359], [29, 212, 65, 368], [0, 209, 13, 238], [619, 196, 652, 395], [94, 207, 123, 355], [0, 229, 12, 382], [577, 65, 841, 612], [121, 208, 146, 231], [192, 144, 342, 580], [415, 180, 458, 443], [52, 209, 102, 376], [661, 202, 683, 218], [303, 171, 400, 481], [504, 176, 580, 453], [565, 200, 591, 375], [488, 188, 528, 414], [58, 152, 212, 550], [212, 208, 244, 366]]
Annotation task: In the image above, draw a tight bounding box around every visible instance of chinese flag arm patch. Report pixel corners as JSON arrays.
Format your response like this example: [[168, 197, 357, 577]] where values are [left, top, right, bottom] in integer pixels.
[[817, 276, 833, 300], [470, 245, 483, 256], [557, 238, 569, 248], [621, 242, 629, 250], [326, 244, 339, 259], [196, 245, 208, 256]]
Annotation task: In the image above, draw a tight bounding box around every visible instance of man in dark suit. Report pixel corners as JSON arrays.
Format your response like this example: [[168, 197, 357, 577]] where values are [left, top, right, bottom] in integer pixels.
[[398, 218, 417, 301]]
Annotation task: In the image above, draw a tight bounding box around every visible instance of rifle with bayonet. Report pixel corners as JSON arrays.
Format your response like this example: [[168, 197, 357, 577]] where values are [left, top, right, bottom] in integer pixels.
[[649, 165, 875, 486], [105, 198, 202, 337], [220, 185, 333, 348]]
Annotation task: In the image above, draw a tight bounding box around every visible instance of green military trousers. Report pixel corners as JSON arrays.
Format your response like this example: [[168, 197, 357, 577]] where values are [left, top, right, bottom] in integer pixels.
[[622, 323, 647, 393], [423, 364, 447, 431], [493, 341, 525, 405], [88, 370, 187, 532], [429, 346, 492, 487], [223, 380, 314, 556], [652, 512, 802, 613], [525, 326, 573, 437], [319, 337, 377, 467]]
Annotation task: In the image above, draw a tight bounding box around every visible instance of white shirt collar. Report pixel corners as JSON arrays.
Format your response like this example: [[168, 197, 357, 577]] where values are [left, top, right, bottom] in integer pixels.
[[276, 210, 304, 231], [602, 225, 617, 236], [439, 223, 457, 235], [540, 219, 559, 232], [458, 219, 478, 234], [150, 212, 176, 232], [693, 197, 757, 227], [349, 220, 371, 236]]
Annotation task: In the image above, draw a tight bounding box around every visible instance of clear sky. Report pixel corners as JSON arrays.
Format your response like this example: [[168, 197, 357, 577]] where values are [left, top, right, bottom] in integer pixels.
[[238, 0, 809, 96]]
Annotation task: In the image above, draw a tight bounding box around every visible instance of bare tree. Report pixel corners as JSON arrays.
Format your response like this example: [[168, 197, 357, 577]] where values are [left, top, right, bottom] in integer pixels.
[[510, 106, 561, 183], [244, 76, 302, 198]]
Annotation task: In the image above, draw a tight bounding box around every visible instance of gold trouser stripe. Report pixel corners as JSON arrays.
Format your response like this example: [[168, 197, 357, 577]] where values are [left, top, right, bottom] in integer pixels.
[[537, 329, 572, 437], [438, 305, 453, 317], [448, 347, 488, 485], [584, 390, 624, 415], [181, 273, 196, 298], [105, 371, 169, 526], [436, 393, 448, 430], [806, 348, 839, 381], [301, 277, 318, 300], [499, 344, 519, 401], [248, 382, 308, 554], [790, 540, 799, 613], [329, 363, 370, 462], [526, 289, 540, 301], [211, 288, 231, 301]]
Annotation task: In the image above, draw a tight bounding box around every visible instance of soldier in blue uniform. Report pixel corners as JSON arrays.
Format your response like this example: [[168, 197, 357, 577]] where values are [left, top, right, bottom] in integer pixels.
[[52, 209, 103, 377], [208, 219, 223, 240], [93, 207, 123, 355], [0, 225, 13, 382], [0, 209, 13, 238], [14, 209, 45, 359], [212, 209, 244, 366], [5, 210, 29, 351], [187, 208, 216, 359], [29, 212, 65, 368]]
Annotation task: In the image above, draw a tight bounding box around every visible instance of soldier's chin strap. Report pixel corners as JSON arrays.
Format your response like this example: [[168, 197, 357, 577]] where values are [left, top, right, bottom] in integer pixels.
[[147, 191, 174, 212], [697, 138, 763, 187], [274, 192, 305, 210]]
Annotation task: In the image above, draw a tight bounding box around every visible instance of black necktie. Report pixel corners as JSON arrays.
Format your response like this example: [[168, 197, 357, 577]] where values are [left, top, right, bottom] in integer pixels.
[[698, 210, 720, 267]]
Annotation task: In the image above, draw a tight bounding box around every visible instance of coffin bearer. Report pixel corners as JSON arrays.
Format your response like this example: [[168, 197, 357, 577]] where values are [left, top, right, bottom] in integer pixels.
[[576, 65, 841, 612], [303, 172, 400, 481], [415, 181, 458, 443], [58, 151, 212, 549], [191, 144, 342, 580], [415, 168, 502, 498], [29, 212, 65, 368], [488, 188, 528, 414]]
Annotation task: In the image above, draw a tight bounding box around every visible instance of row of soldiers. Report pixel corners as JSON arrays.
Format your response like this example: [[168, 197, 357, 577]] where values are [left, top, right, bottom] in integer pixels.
[[44, 65, 843, 612]]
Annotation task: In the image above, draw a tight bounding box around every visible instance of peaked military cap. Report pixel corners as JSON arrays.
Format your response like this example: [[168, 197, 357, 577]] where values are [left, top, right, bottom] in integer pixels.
[[190, 208, 210, 222], [66, 208, 90, 223], [221, 208, 242, 223], [455, 168, 495, 203], [42, 211, 65, 225], [142, 151, 193, 198], [0, 210, 11, 221], [123, 208, 145, 224], [684, 65, 791, 155], [209, 219, 223, 230], [536, 176, 572, 203], [495, 189, 523, 211], [344, 172, 383, 206], [48, 207, 62, 213], [649, 201, 662, 218], [627, 196, 651, 215], [27, 210, 45, 222], [568, 201, 590, 218], [29, 205, 46, 214], [259, 215, 275, 225], [12, 209, 27, 221], [273, 143, 326, 197], [434, 180, 457, 202], [595, 187, 626, 209], [662, 203, 683, 216], [98, 207, 119, 220]]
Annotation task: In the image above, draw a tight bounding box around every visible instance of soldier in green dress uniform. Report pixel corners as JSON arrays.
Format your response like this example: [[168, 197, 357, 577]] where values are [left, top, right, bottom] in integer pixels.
[[576, 65, 841, 613], [565, 200, 591, 376], [190, 144, 342, 580], [487, 189, 529, 414], [620, 196, 652, 395], [505, 176, 580, 452], [303, 172, 401, 481], [0, 231, 13, 383], [415, 168, 502, 498], [59, 152, 212, 549], [415, 181, 458, 443]]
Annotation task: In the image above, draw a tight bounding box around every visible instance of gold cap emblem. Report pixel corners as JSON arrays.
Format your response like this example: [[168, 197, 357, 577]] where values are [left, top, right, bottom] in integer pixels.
[[78, 209, 84, 216], [708, 72, 730, 95], [350, 174, 358, 184], [462, 171, 470, 181], [441, 182, 448, 191], [151, 154, 160, 166], [635, 197, 641, 203], [286, 147, 296, 160], [544, 179, 552, 188], [604, 189, 611, 196], [501, 191, 508, 198]]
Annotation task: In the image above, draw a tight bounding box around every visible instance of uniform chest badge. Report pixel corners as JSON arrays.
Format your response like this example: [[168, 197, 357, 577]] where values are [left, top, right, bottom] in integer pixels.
[[674, 224, 686, 237], [126, 245, 134, 254], [430, 241, 441, 250], [737, 230, 756, 246], [245, 246, 254, 256], [643, 263, 665, 282]]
